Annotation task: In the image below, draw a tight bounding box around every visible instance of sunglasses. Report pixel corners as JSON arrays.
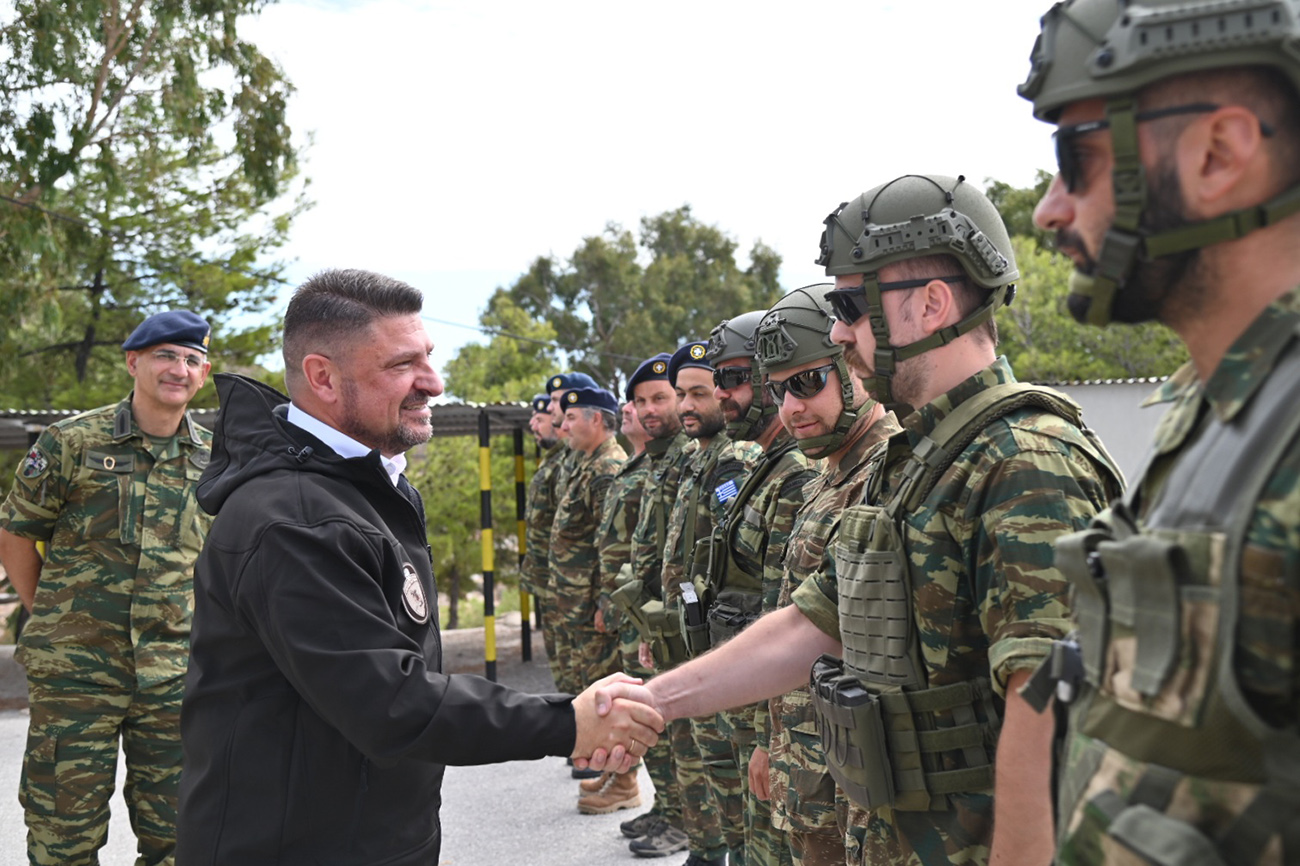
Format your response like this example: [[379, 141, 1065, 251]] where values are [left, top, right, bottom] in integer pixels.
[[713, 366, 752, 390], [765, 363, 836, 403], [826, 275, 967, 326], [1054, 102, 1274, 193]]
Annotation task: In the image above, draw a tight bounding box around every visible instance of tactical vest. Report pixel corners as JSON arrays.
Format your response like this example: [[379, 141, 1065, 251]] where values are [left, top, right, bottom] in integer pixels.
[[812, 383, 1120, 813], [680, 437, 801, 657], [1032, 334, 1300, 866]]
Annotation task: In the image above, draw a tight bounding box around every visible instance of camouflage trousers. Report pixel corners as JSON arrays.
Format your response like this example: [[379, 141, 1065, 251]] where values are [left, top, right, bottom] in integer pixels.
[[21, 675, 185, 866], [541, 581, 587, 695], [621, 625, 680, 823], [532, 584, 566, 692], [769, 690, 843, 865], [671, 714, 731, 861], [718, 704, 790, 866]]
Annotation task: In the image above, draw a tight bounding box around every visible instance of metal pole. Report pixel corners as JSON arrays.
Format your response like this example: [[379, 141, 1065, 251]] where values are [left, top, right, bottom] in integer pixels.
[[513, 427, 531, 662], [478, 410, 496, 682]]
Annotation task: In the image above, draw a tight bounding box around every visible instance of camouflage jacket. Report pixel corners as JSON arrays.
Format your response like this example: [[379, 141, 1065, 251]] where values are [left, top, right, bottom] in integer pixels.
[[1052, 288, 1300, 866], [521, 442, 565, 596], [767, 411, 899, 833], [793, 358, 1123, 864], [660, 433, 761, 607], [548, 436, 626, 628], [1, 396, 213, 687], [628, 431, 690, 599], [596, 447, 652, 631]]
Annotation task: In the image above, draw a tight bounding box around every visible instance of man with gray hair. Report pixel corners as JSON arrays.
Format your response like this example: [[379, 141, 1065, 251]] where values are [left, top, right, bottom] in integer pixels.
[[177, 269, 662, 865]]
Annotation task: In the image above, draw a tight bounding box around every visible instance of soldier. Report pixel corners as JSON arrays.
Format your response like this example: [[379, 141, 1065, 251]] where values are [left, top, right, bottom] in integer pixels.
[[694, 308, 822, 866], [578, 398, 654, 816], [0, 311, 214, 866], [639, 340, 761, 866], [523, 387, 567, 703], [1021, 2, 1300, 861], [549, 387, 627, 697], [753, 287, 900, 866], [591, 175, 1124, 866], [612, 352, 691, 856]]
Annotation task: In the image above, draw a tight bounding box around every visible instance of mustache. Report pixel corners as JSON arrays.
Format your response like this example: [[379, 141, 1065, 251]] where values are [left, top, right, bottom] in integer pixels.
[[679, 412, 702, 423], [1054, 229, 1096, 273]]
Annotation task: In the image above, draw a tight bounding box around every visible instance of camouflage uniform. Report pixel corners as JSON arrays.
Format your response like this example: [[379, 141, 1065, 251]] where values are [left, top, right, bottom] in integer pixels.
[[0, 396, 212, 866], [595, 447, 651, 680], [625, 430, 690, 825], [768, 414, 899, 866], [661, 433, 761, 863], [792, 359, 1123, 865], [1048, 290, 1300, 865], [713, 429, 820, 866], [548, 436, 626, 692], [523, 442, 565, 690]]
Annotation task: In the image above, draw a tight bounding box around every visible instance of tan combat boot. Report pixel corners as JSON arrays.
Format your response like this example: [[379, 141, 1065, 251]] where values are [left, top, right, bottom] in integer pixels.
[[576, 767, 641, 814]]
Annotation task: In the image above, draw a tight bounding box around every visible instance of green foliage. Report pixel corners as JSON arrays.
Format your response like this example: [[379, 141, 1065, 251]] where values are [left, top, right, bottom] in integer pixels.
[[443, 291, 559, 402], [506, 206, 785, 391], [0, 0, 307, 411], [997, 235, 1189, 380], [984, 171, 1055, 252]]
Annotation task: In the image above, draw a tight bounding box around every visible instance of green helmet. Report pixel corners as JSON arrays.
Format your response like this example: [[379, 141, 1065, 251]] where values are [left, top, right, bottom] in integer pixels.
[[705, 309, 773, 440], [1019, 0, 1300, 326], [816, 174, 1017, 408], [756, 284, 866, 458]]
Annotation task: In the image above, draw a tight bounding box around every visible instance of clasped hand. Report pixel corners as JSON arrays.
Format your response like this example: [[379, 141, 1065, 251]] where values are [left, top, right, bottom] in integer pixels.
[[570, 673, 664, 774]]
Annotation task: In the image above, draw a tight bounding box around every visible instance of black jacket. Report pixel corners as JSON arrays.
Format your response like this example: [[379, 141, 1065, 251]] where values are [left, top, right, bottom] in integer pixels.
[[177, 374, 575, 865]]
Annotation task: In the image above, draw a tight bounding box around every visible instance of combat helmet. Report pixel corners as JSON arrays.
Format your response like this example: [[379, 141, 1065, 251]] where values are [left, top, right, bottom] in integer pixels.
[[705, 309, 772, 440], [756, 284, 866, 458], [817, 174, 1017, 408], [1019, 0, 1300, 326]]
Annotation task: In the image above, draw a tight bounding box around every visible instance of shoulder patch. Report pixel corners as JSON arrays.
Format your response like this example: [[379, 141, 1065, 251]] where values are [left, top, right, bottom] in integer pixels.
[[401, 562, 431, 624], [21, 447, 48, 479]]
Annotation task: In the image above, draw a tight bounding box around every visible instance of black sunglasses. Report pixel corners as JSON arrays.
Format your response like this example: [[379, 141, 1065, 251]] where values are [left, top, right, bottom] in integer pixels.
[[713, 366, 752, 391], [765, 363, 836, 402], [1054, 102, 1275, 193], [826, 275, 967, 326]]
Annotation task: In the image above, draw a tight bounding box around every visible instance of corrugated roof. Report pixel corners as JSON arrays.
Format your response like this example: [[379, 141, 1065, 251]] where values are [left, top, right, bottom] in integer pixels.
[[1, 402, 533, 449]]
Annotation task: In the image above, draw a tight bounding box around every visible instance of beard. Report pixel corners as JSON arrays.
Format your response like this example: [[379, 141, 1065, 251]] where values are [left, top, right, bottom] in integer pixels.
[[340, 381, 433, 456], [1063, 164, 1204, 326], [680, 406, 725, 441]]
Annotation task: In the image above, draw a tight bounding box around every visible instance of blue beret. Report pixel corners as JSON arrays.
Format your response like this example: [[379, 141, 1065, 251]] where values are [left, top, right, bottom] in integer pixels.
[[562, 387, 619, 416], [530, 394, 550, 414], [625, 352, 673, 402], [122, 311, 211, 353], [545, 371, 599, 394], [668, 340, 711, 386]]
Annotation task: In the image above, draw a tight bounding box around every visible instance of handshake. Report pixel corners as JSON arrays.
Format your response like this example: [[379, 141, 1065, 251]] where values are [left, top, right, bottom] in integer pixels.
[[569, 673, 666, 773]]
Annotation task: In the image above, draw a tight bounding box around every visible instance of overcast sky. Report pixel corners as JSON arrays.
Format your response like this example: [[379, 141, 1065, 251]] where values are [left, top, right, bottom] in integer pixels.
[[240, 0, 1061, 374]]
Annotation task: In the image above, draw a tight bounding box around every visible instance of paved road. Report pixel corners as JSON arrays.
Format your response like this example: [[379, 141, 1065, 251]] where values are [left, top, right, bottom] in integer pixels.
[[0, 630, 670, 865]]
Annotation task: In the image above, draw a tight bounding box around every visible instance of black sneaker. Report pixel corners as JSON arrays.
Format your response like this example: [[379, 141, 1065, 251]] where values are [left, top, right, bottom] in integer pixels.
[[620, 810, 665, 839], [629, 822, 689, 858]]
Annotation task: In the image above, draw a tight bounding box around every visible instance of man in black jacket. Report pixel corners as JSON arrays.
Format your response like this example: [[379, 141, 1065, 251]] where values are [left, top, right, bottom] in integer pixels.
[[177, 269, 662, 865]]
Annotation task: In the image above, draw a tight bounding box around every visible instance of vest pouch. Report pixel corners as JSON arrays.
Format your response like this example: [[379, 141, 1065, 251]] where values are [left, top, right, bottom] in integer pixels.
[[643, 600, 688, 668], [810, 653, 896, 811], [707, 588, 762, 646], [679, 579, 712, 659], [1093, 530, 1224, 729], [1062, 789, 1228, 866], [610, 578, 652, 643]]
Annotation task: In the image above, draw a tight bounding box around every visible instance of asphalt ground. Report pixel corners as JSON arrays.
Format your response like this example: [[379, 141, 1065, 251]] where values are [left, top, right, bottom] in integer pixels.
[[0, 622, 675, 866]]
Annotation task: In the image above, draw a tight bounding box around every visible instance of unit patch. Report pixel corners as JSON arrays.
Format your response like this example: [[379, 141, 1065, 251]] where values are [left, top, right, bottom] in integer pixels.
[[401, 563, 430, 624], [21, 447, 48, 479], [715, 479, 739, 503]]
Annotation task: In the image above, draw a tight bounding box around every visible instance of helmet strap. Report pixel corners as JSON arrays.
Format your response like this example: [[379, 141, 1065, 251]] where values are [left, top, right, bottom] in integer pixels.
[[792, 355, 863, 457], [727, 364, 778, 440]]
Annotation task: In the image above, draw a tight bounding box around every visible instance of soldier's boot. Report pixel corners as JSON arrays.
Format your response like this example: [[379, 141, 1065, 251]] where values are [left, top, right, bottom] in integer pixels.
[[579, 770, 612, 794], [621, 810, 666, 839], [681, 857, 727, 866], [578, 768, 641, 814], [629, 820, 690, 858]]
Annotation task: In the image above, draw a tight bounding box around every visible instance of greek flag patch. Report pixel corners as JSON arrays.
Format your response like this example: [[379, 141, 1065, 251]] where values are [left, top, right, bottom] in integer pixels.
[[714, 479, 739, 503]]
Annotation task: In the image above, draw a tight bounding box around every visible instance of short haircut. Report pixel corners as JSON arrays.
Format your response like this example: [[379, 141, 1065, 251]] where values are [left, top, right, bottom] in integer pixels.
[[574, 406, 619, 433], [283, 269, 424, 391], [884, 253, 999, 346]]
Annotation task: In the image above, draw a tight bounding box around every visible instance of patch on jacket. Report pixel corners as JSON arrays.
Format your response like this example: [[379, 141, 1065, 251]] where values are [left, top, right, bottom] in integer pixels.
[[401, 563, 430, 624], [21, 447, 48, 478]]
